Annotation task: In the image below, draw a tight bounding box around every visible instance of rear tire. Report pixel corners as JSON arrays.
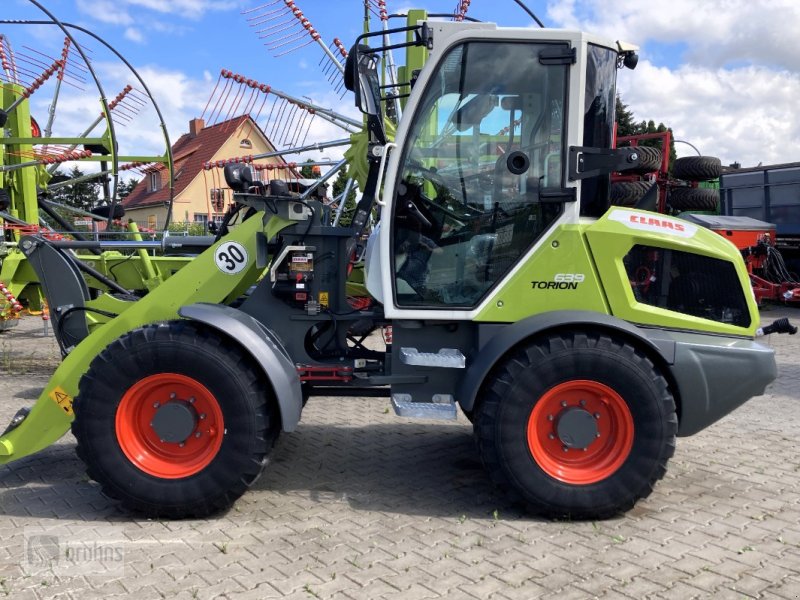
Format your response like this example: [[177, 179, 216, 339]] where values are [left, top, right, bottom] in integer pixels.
[[668, 186, 719, 212], [673, 156, 722, 181], [473, 331, 677, 519], [72, 321, 280, 518]]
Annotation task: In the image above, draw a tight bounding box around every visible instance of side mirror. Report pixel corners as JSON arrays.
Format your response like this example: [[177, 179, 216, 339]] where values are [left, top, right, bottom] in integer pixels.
[[623, 51, 638, 70], [223, 163, 253, 193], [345, 44, 382, 117], [345, 43, 387, 145]]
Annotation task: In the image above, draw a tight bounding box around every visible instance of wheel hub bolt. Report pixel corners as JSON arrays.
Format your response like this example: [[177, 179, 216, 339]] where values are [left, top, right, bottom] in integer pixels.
[[594, 413, 600, 419], [560, 401, 568, 408], [548, 433, 555, 440], [579, 399, 586, 407], [179, 442, 185, 448], [169, 393, 176, 399], [153, 402, 160, 408], [195, 432, 202, 438], [200, 414, 206, 420], [188, 397, 195, 404], [562, 446, 569, 452]]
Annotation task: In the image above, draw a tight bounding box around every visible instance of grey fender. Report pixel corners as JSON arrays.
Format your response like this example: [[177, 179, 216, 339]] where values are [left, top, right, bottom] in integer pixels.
[[457, 310, 676, 413], [179, 303, 303, 432]]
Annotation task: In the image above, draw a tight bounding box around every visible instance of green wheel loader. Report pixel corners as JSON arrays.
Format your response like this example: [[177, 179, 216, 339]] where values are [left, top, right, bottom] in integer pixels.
[[0, 20, 787, 519]]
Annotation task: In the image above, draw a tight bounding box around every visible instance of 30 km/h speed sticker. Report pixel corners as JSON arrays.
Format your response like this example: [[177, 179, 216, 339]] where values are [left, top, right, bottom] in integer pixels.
[[214, 242, 249, 275]]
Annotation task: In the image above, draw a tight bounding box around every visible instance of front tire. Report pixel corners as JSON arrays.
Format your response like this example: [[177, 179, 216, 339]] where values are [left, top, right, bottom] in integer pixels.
[[474, 331, 677, 519], [72, 321, 280, 518]]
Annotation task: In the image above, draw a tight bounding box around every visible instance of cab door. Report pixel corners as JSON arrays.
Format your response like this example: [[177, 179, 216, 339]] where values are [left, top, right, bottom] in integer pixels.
[[383, 39, 573, 315]]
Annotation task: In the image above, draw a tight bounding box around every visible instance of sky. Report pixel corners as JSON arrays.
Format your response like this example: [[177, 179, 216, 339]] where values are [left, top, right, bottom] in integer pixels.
[[3, 0, 800, 170]]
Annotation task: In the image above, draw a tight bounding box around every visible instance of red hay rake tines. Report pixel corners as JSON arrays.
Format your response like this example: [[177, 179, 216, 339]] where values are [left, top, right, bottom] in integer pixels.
[[0, 35, 20, 85], [201, 69, 360, 150], [243, 1, 345, 92], [453, 0, 472, 21], [368, 0, 390, 22], [120, 161, 161, 177], [0, 36, 88, 93], [0, 149, 93, 174], [0, 281, 24, 315], [321, 37, 348, 95], [18, 40, 87, 92], [105, 85, 149, 127]]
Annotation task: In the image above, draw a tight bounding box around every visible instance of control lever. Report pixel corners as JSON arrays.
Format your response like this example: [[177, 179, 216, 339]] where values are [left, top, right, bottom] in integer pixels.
[[405, 201, 432, 229], [757, 317, 798, 336]]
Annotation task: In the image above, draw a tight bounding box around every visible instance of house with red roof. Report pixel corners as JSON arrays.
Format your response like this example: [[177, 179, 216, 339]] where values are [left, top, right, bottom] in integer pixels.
[[123, 115, 287, 229]]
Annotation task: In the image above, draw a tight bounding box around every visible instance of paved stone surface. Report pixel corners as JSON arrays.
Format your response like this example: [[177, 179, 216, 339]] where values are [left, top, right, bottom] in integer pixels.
[[0, 307, 799, 599]]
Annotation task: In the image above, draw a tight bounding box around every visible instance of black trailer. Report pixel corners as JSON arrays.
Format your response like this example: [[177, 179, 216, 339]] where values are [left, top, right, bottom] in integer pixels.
[[719, 162, 800, 272]]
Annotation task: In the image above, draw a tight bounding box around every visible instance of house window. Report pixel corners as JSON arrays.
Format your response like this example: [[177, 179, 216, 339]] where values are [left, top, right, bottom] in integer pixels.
[[193, 213, 208, 224], [148, 172, 160, 192], [240, 139, 252, 149], [147, 215, 157, 229]]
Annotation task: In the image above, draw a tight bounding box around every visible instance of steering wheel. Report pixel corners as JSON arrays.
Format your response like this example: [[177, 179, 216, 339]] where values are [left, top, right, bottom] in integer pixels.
[[404, 162, 486, 220]]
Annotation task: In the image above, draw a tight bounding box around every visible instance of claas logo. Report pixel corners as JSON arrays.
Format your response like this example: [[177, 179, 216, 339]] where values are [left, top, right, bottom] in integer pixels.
[[629, 214, 685, 232]]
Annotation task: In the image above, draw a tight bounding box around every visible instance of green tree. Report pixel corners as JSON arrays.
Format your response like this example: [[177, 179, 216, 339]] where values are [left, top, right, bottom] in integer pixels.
[[299, 159, 318, 179], [48, 166, 100, 211], [615, 95, 677, 171], [117, 177, 140, 199], [332, 167, 357, 226], [615, 96, 637, 138]]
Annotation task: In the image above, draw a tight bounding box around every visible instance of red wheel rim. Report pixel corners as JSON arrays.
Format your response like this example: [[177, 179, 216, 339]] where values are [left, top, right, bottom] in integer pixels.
[[527, 380, 634, 485], [115, 373, 224, 479]]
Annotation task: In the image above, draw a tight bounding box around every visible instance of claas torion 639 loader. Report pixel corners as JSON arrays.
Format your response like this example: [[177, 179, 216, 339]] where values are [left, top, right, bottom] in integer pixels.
[[0, 18, 786, 519]]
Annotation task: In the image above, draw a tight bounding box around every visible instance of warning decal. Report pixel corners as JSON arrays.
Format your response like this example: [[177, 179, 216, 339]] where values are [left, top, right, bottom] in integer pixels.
[[49, 387, 74, 417]]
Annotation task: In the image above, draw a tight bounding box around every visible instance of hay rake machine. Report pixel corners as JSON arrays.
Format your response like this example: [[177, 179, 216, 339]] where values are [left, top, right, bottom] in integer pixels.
[[0, 1, 225, 328]]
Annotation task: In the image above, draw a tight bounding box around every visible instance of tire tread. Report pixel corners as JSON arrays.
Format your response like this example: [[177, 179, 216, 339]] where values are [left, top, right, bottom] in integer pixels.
[[474, 331, 677, 520]]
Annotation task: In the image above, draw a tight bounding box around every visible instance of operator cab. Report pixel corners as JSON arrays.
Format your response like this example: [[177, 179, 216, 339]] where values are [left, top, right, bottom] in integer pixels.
[[348, 23, 635, 318]]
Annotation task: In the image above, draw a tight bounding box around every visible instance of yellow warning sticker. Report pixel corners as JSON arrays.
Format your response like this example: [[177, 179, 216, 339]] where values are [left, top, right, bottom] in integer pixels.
[[49, 387, 74, 417], [319, 291, 329, 308]]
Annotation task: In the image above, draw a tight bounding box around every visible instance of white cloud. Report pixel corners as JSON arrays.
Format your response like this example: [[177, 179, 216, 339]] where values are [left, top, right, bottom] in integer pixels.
[[547, 0, 800, 71], [75, 0, 133, 26], [618, 61, 800, 166], [123, 0, 238, 20], [74, 0, 237, 29], [548, 0, 800, 167], [124, 27, 144, 43]]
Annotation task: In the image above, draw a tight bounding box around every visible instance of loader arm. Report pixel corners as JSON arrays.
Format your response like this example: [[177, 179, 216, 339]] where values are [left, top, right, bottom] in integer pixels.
[[0, 212, 291, 464]]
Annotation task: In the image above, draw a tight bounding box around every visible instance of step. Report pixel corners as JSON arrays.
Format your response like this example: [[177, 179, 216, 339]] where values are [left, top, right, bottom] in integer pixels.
[[399, 347, 465, 369], [391, 394, 458, 420]]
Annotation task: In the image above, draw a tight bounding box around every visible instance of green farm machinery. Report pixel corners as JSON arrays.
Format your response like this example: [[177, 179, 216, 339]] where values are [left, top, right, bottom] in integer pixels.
[[0, 3, 790, 520]]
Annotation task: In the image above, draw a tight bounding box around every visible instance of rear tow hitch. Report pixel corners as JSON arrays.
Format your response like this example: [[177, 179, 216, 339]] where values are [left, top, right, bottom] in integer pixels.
[[757, 318, 798, 336]]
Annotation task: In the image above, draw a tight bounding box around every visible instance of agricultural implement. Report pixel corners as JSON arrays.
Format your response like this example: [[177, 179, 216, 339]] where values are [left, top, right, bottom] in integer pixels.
[[0, 1, 193, 328], [0, 4, 789, 520], [610, 129, 723, 214]]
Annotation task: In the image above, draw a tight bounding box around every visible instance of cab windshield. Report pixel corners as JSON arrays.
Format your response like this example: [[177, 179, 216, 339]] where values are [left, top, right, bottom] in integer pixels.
[[392, 41, 569, 308]]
